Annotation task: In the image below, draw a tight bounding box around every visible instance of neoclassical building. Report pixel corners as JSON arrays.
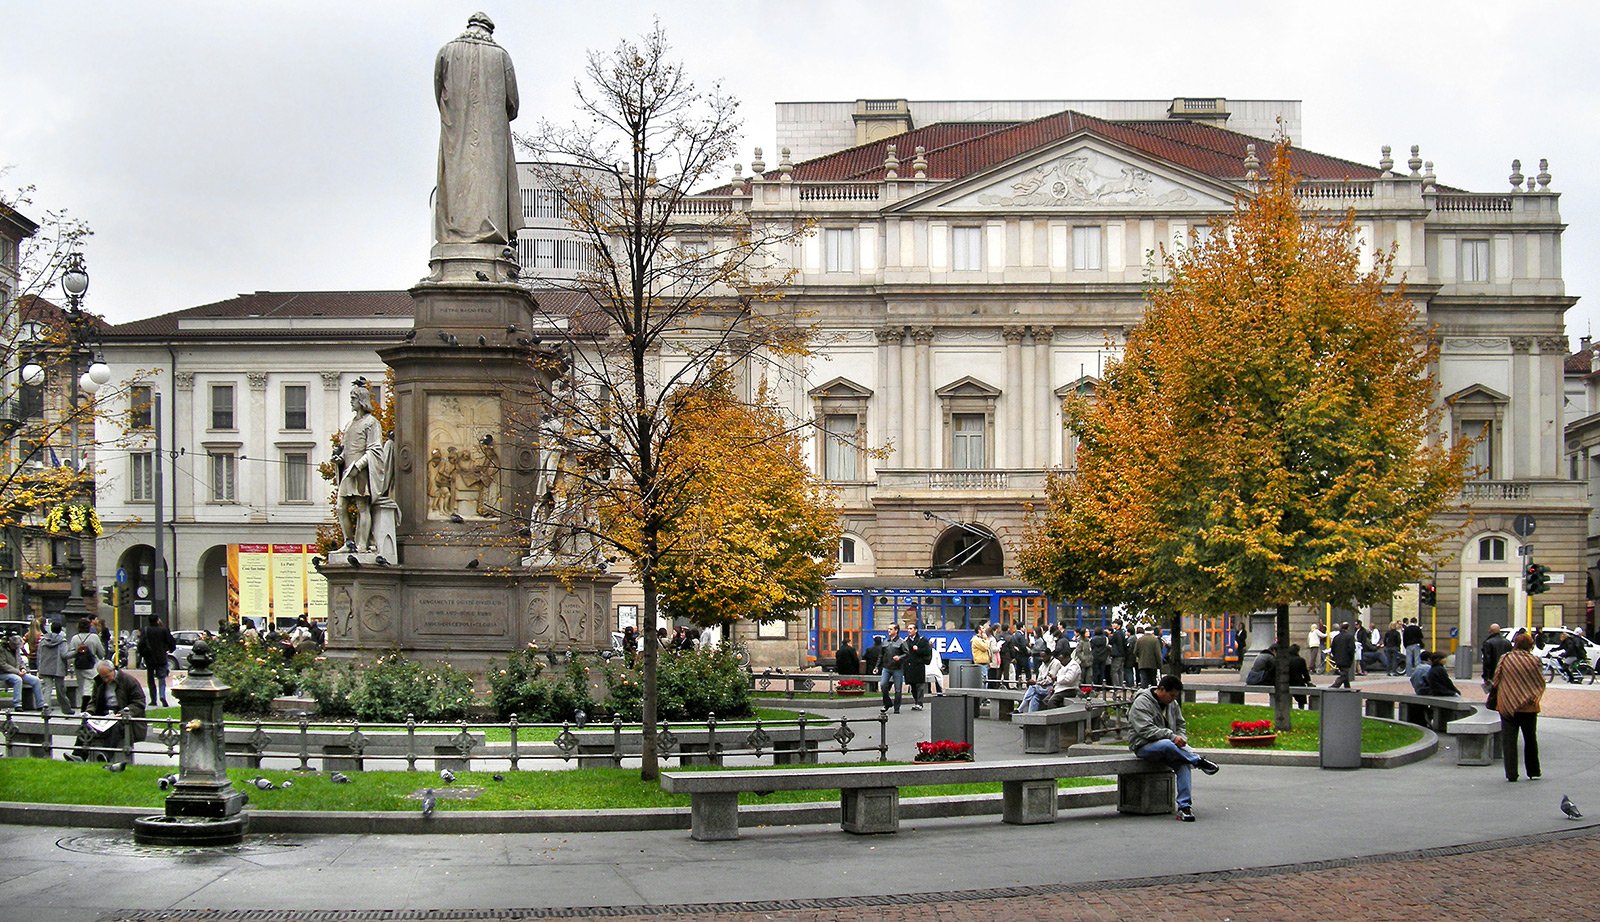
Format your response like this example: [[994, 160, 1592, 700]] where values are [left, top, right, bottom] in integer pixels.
[[94, 97, 1585, 670]]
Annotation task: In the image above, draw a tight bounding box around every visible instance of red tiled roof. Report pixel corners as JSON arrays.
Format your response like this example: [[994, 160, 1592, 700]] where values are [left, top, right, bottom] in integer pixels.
[[1566, 345, 1594, 375], [784, 110, 1385, 184]]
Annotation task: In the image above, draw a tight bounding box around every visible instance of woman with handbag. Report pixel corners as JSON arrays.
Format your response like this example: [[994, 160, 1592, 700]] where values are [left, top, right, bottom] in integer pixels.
[[1489, 631, 1546, 782]]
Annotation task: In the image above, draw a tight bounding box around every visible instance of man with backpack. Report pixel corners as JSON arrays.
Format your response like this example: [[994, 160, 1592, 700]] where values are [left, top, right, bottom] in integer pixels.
[[66, 618, 104, 711]]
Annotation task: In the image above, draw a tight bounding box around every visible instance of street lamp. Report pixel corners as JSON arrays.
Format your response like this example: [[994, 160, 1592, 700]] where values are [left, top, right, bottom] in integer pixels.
[[56, 252, 107, 622]]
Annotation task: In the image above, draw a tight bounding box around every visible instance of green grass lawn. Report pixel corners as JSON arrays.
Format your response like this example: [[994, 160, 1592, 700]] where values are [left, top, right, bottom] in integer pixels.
[[0, 760, 1107, 812], [1181, 703, 1425, 753]]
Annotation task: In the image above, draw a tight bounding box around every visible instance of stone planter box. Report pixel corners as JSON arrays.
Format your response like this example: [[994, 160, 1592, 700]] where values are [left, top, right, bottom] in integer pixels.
[[1227, 734, 1278, 748]]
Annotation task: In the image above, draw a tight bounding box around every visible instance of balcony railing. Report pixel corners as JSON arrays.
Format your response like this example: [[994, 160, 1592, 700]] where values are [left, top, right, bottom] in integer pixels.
[[873, 468, 1056, 494], [1459, 479, 1587, 507]]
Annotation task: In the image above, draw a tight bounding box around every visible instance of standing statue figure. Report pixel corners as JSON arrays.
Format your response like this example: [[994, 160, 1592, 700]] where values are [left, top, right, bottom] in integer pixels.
[[335, 381, 395, 554], [433, 12, 523, 253]]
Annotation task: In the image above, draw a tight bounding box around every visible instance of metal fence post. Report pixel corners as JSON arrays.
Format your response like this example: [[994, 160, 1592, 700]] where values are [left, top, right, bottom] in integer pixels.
[[611, 715, 623, 768], [405, 714, 418, 772], [508, 713, 520, 771], [296, 714, 311, 771]]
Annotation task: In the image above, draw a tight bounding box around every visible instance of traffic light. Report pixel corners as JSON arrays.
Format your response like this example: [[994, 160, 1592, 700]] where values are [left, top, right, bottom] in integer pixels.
[[100, 585, 114, 605], [1419, 582, 1436, 607], [1525, 562, 1551, 595]]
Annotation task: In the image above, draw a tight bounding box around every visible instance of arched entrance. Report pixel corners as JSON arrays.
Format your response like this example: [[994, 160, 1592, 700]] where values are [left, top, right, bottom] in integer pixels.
[[198, 545, 231, 631], [114, 545, 165, 631], [930, 524, 1003, 578]]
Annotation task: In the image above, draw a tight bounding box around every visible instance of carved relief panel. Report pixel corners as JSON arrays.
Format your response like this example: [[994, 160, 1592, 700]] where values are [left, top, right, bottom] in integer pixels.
[[425, 393, 502, 520]]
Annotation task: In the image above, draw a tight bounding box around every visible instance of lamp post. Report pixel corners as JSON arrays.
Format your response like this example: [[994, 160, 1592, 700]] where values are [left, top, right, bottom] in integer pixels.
[[57, 252, 109, 622]]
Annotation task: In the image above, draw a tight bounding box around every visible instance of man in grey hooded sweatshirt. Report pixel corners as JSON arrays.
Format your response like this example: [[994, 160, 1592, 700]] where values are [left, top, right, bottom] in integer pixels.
[[1128, 674, 1220, 821]]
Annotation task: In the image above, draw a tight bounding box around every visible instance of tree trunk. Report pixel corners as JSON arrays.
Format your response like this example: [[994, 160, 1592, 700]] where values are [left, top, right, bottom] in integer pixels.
[[639, 564, 659, 781], [1273, 602, 1293, 732]]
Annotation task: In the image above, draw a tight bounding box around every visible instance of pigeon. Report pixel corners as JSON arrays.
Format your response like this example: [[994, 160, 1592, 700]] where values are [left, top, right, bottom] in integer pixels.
[[492, 773, 505, 782], [478, 335, 488, 346], [506, 323, 519, 333], [330, 772, 352, 784], [105, 761, 127, 773], [158, 773, 179, 790], [506, 267, 520, 281], [449, 513, 465, 524], [465, 558, 480, 570], [402, 329, 417, 342], [421, 788, 436, 817], [280, 780, 293, 789], [446, 334, 459, 347], [439, 768, 456, 784], [251, 777, 276, 790], [374, 555, 390, 567], [475, 270, 490, 281], [347, 555, 361, 568], [516, 336, 534, 347], [438, 330, 451, 343], [1561, 795, 1582, 819], [574, 709, 588, 729]]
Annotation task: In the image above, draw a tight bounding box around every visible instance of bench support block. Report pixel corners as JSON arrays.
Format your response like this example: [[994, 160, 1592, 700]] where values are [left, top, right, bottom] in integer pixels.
[[1116, 770, 1175, 815], [1002, 779, 1058, 824], [840, 786, 899, 834], [689, 792, 741, 841]]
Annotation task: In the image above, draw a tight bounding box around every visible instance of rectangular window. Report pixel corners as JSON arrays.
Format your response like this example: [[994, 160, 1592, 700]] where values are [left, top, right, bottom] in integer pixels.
[[210, 452, 237, 502], [282, 452, 310, 503], [129, 452, 154, 502], [283, 385, 308, 430], [952, 413, 986, 469], [1072, 226, 1102, 270], [824, 228, 855, 273], [129, 384, 153, 430], [1461, 420, 1495, 480], [823, 414, 858, 481], [533, 189, 560, 218], [210, 384, 235, 430], [952, 227, 983, 271], [1462, 239, 1491, 282], [533, 239, 556, 268]]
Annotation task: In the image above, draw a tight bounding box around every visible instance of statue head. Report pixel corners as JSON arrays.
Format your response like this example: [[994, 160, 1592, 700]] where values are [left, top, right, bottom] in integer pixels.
[[468, 12, 495, 32], [349, 382, 373, 416]]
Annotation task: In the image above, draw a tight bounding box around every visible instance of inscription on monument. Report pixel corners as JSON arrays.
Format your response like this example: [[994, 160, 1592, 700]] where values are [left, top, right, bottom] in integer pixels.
[[414, 591, 508, 636]]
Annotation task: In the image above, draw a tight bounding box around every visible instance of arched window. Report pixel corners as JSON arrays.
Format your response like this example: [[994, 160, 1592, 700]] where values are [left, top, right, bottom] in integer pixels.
[[1478, 536, 1506, 562], [839, 537, 856, 565]]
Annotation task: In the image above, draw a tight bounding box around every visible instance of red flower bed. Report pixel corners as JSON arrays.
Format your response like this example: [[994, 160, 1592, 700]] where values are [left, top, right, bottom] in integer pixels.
[[1229, 719, 1273, 736], [837, 679, 866, 691], [914, 739, 974, 762]]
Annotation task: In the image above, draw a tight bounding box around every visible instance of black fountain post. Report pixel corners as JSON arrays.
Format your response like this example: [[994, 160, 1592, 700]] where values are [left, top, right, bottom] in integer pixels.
[[133, 640, 249, 845]]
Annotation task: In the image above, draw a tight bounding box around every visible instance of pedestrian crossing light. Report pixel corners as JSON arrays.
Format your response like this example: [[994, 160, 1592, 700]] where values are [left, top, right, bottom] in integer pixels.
[[100, 585, 115, 605], [1525, 563, 1551, 595], [1419, 582, 1436, 607]]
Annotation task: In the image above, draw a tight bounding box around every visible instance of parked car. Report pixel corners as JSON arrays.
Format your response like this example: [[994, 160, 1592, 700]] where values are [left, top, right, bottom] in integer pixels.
[[170, 630, 207, 671]]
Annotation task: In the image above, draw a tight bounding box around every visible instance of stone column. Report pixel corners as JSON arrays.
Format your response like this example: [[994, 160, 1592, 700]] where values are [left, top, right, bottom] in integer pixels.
[[173, 373, 196, 521], [911, 327, 935, 469], [899, 329, 918, 467], [1032, 326, 1054, 468], [1004, 326, 1025, 467], [1511, 336, 1533, 479], [247, 372, 269, 513], [877, 327, 904, 467]]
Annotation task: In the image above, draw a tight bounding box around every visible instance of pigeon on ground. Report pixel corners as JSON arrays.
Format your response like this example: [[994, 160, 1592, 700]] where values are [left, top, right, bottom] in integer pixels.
[[421, 788, 436, 817], [1561, 795, 1583, 819], [158, 773, 179, 790], [280, 780, 293, 789], [105, 761, 127, 773], [439, 768, 456, 784], [251, 777, 276, 790], [330, 772, 352, 784], [492, 773, 505, 782]]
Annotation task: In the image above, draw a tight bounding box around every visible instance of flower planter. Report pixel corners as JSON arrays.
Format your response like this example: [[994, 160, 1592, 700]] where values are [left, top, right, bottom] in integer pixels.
[[836, 688, 865, 697], [1227, 733, 1278, 748]]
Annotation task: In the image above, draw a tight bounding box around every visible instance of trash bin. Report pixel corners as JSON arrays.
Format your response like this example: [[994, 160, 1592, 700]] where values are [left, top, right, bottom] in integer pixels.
[[930, 694, 977, 748], [1319, 688, 1362, 769], [952, 662, 986, 690], [1454, 646, 1474, 680]]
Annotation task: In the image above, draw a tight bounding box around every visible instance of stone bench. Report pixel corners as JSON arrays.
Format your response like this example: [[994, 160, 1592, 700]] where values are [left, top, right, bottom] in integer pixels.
[[1359, 692, 1477, 733], [947, 687, 1028, 721], [659, 755, 1174, 841], [1445, 710, 1503, 766], [1012, 704, 1095, 753]]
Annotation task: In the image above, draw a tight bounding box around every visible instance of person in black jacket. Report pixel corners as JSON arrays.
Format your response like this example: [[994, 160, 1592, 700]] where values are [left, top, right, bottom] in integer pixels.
[[1480, 623, 1512, 686], [1329, 622, 1357, 688], [835, 639, 860, 676], [1419, 651, 1461, 697], [139, 617, 178, 708], [1108, 621, 1130, 686], [1287, 644, 1314, 708], [1089, 628, 1111, 686], [66, 660, 147, 763], [1402, 619, 1425, 675], [904, 624, 933, 710]]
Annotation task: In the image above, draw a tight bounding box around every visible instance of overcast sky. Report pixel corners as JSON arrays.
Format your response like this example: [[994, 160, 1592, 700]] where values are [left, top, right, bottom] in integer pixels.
[[3, 1, 1595, 340]]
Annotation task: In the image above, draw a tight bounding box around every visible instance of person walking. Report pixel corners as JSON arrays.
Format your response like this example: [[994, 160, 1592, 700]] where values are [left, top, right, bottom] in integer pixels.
[[1128, 674, 1220, 822], [1133, 625, 1163, 687], [877, 623, 908, 714], [903, 623, 932, 711], [139, 616, 178, 708], [1383, 621, 1404, 676], [971, 623, 993, 686], [1329, 622, 1357, 689], [1489, 631, 1546, 782], [37, 622, 71, 713], [1480, 623, 1512, 688], [1402, 618, 1424, 675], [66, 618, 105, 711]]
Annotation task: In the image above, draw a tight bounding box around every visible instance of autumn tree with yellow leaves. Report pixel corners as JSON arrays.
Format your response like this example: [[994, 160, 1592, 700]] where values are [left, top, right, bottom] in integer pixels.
[[1023, 141, 1468, 729], [517, 25, 832, 779]]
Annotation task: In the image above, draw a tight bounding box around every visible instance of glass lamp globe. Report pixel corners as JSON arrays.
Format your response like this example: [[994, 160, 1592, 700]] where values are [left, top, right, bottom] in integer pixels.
[[87, 361, 112, 386], [20, 363, 44, 387]]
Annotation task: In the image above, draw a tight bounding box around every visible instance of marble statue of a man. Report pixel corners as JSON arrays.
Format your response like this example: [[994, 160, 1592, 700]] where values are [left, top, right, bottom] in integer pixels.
[[335, 382, 394, 554], [433, 12, 524, 250]]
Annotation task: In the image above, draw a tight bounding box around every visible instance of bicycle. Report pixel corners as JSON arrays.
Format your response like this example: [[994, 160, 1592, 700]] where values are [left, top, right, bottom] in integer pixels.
[[1542, 653, 1598, 684]]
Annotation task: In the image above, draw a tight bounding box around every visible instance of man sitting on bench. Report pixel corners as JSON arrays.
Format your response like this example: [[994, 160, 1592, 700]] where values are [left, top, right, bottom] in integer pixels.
[[65, 660, 146, 764], [1021, 650, 1064, 713], [1128, 674, 1220, 822]]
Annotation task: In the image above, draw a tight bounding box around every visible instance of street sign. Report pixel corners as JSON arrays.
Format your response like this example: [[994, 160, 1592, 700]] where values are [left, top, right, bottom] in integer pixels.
[[1519, 544, 1533, 557], [0, 593, 8, 610], [1512, 514, 1537, 538], [133, 601, 153, 616], [116, 567, 128, 585]]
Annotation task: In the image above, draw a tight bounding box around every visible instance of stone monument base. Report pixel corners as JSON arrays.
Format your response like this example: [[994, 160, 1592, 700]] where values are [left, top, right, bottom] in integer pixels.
[[321, 564, 618, 678]]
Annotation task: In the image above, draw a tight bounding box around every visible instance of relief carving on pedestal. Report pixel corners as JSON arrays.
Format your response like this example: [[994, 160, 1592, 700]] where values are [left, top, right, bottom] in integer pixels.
[[332, 587, 354, 637], [525, 593, 551, 641], [425, 393, 502, 520], [361, 594, 393, 634]]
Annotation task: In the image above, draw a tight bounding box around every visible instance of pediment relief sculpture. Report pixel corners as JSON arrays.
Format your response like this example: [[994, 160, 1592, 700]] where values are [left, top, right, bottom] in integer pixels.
[[946, 149, 1222, 210]]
